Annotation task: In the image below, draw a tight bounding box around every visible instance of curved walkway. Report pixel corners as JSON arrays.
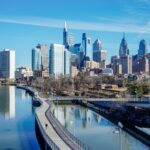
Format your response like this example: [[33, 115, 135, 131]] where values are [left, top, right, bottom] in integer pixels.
[[35, 96, 71, 150], [35, 94, 90, 150]]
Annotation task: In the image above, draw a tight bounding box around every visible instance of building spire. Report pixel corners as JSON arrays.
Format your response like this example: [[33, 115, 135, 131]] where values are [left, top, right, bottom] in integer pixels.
[[64, 21, 67, 31]]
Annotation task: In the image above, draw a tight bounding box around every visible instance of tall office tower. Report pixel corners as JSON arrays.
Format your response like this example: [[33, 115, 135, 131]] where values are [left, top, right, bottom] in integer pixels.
[[133, 55, 149, 74], [82, 33, 92, 61], [32, 48, 41, 71], [68, 33, 74, 47], [138, 56, 149, 73], [93, 39, 107, 63], [36, 44, 48, 70], [72, 43, 84, 68], [63, 22, 74, 49], [64, 49, 71, 75], [63, 21, 68, 48], [119, 34, 129, 56], [111, 55, 122, 75], [49, 44, 65, 78], [138, 39, 147, 58], [120, 55, 132, 74], [0, 49, 15, 79], [132, 54, 138, 73]]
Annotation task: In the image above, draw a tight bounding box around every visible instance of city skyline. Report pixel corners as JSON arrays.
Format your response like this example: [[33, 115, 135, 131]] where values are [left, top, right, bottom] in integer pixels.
[[0, 0, 150, 67]]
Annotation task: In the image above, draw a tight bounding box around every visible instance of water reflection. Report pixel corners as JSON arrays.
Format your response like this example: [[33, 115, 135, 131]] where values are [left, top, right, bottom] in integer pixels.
[[0, 86, 15, 119], [53, 105, 149, 150], [0, 86, 40, 150], [53, 105, 112, 129]]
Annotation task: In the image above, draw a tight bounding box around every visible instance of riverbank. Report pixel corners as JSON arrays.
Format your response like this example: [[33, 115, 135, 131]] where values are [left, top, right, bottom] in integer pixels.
[[16, 85, 90, 150]]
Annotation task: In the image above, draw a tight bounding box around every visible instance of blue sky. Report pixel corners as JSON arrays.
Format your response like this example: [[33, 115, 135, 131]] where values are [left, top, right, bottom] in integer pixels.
[[0, 0, 150, 67]]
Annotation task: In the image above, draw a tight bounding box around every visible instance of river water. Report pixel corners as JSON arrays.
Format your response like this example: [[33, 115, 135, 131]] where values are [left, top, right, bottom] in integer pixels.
[[52, 104, 149, 150], [0, 85, 149, 150], [0, 86, 40, 150]]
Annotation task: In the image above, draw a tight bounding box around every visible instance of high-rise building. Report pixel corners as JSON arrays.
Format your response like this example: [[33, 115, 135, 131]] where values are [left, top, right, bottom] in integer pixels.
[[36, 44, 49, 70], [63, 21, 68, 48], [93, 39, 107, 67], [93, 39, 103, 52], [138, 39, 147, 58], [64, 49, 71, 75], [111, 55, 122, 75], [0, 49, 15, 79], [72, 43, 84, 68], [82, 33, 92, 61], [120, 55, 132, 74], [68, 33, 74, 47], [63, 22, 74, 49], [119, 34, 129, 56], [32, 48, 41, 71], [133, 54, 149, 74], [49, 44, 65, 78]]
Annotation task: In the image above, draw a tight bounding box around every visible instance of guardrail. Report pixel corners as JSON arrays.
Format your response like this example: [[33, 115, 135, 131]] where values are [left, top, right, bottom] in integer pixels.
[[46, 101, 91, 150]]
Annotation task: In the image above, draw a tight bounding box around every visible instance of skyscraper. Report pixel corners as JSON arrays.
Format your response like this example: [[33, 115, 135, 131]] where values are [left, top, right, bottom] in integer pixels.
[[63, 21, 68, 48], [64, 49, 71, 75], [72, 43, 84, 68], [32, 48, 41, 71], [36, 44, 49, 70], [49, 44, 65, 78], [63, 22, 74, 49], [138, 39, 147, 57], [0, 49, 15, 79], [93, 39, 107, 63], [119, 34, 129, 56], [120, 55, 132, 74], [111, 55, 122, 75], [82, 33, 92, 61]]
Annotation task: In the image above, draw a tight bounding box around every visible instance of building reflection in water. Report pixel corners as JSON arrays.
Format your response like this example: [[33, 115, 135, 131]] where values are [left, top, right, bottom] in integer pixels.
[[53, 105, 149, 150], [0, 86, 15, 120], [53, 105, 113, 129]]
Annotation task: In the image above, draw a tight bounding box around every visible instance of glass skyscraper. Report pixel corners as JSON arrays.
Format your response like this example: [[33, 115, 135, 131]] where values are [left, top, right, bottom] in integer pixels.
[[138, 39, 147, 57], [32, 48, 41, 71], [93, 39, 107, 63], [119, 34, 129, 56], [63, 22, 68, 48], [64, 49, 71, 75], [0, 49, 15, 79], [73, 43, 84, 68], [82, 33, 92, 61], [49, 44, 65, 78], [63, 22, 74, 49], [36, 44, 49, 70]]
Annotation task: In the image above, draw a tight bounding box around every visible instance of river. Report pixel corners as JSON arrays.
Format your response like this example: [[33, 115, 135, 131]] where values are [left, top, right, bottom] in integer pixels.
[[0, 86, 40, 150], [52, 104, 149, 150]]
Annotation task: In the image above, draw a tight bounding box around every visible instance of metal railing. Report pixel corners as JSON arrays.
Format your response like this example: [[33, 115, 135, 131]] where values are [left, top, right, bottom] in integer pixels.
[[35, 114, 60, 150], [46, 101, 91, 150]]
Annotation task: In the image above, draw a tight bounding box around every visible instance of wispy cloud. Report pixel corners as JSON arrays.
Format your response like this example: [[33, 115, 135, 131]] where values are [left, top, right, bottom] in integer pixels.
[[137, 0, 150, 4], [0, 16, 150, 34]]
